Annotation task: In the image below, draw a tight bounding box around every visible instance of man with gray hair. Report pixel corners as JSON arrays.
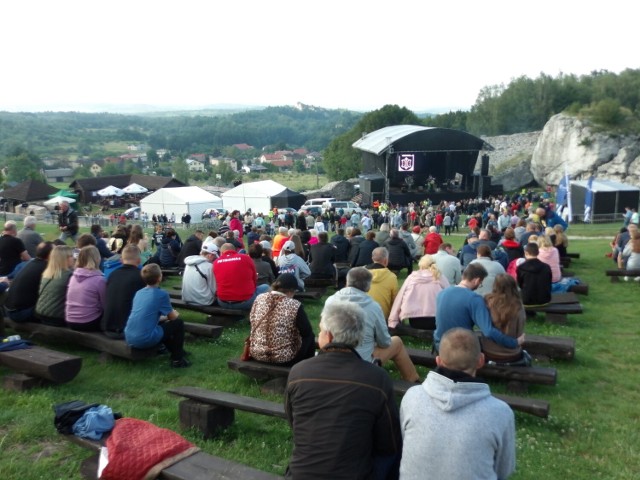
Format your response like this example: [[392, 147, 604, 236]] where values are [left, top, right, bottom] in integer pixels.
[[399, 328, 516, 479], [285, 300, 401, 479], [18, 215, 43, 258], [325, 267, 419, 382], [58, 201, 79, 242]]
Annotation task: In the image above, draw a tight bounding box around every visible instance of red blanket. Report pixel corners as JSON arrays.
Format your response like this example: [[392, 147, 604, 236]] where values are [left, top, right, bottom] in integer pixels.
[[100, 418, 199, 480]]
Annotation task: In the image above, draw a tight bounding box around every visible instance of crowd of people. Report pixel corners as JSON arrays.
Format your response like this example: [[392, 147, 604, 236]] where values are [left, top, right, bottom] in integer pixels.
[[3, 191, 636, 479]]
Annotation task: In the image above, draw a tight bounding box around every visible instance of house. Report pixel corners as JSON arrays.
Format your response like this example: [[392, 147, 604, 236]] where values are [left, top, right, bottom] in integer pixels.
[[43, 168, 74, 183], [128, 144, 148, 152], [233, 143, 254, 151], [0, 179, 58, 211], [210, 158, 238, 172], [186, 159, 205, 172], [90, 161, 103, 177], [189, 153, 208, 164], [259, 153, 283, 164], [270, 159, 294, 169]]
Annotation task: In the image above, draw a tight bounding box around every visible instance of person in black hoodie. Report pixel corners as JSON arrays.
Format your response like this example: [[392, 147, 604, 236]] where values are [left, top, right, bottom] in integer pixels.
[[384, 228, 413, 275], [516, 242, 552, 306], [330, 228, 350, 263], [176, 230, 204, 268]]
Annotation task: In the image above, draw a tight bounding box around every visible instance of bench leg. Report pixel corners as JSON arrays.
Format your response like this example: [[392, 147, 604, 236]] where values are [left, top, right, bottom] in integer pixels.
[[179, 399, 234, 439], [3, 373, 45, 392]]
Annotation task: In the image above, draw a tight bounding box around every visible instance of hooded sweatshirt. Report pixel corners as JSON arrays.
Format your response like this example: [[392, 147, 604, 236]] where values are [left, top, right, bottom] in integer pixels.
[[66, 268, 106, 325], [366, 264, 398, 319], [182, 255, 216, 305], [516, 258, 552, 306], [324, 287, 390, 361], [400, 368, 516, 480], [276, 253, 310, 290], [388, 269, 449, 328]]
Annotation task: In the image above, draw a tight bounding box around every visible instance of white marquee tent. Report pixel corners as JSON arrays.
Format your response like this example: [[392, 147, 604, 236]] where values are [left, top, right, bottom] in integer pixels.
[[221, 180, 304, 214], [140, 186, 223, 219]]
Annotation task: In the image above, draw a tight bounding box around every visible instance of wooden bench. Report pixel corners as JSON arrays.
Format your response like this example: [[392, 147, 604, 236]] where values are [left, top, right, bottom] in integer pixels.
[[293, 288, 326, 301], [169, 296, 247, 326], [391, 325, 575, 361], [605, 269, 640, 283], [161, 268, 182, 277], [566, 252, 581, 259], [524, 302, 583, 324], [4, 319, 222, 361], [62, 426, 281, 479], [0, 345, 82, 391], [226, 358, 550, 418], [406, 348, 557, 393]]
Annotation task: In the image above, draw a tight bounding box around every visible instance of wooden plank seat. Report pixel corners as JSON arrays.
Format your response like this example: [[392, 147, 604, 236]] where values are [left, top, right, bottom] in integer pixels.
[[169, 297, 247, 327], [390, 325, 575, 361], [62, 426, 282, 479], [227, 358, 550, 418], [406, 348, 557, 389], [524, 301, 583, 324], [560, 257, 571, 268], [161, 268, 182, 277], [565, 252, 581, 259], [293, 288, 327, 301], [0, 345, 82, 390], [605, 269, 640, 283]]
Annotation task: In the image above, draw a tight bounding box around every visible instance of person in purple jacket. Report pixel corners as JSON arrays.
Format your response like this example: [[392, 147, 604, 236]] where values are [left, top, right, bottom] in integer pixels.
[[66, 246, 106, 331]]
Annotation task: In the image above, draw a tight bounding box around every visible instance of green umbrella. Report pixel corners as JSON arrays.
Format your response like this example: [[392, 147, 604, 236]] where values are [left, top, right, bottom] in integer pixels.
[[48, 189, 78, 199]]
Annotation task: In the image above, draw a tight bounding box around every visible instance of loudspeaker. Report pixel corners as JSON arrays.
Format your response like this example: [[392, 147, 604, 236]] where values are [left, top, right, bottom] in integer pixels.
[[481, 155, 489, 177]]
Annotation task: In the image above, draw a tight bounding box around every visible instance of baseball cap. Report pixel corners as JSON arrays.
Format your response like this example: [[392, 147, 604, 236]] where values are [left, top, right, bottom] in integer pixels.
[[201, 243, 219, 255], [283, 240, 295, 251], [260, 240, 272, 250]]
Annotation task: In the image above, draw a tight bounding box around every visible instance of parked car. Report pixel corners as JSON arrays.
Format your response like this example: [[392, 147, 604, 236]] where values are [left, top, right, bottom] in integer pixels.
[[325, 201, 361, 215], [124, 206, 141, 219], [201, 208, 228, 220], [278, 207, 298, 215], [301, 197, 336, 213], [298, 206, 323, 217]]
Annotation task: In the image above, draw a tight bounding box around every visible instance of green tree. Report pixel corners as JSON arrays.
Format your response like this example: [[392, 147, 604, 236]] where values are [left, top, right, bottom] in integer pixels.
[[99, 162, 123, 176], [172, 157, 190, 184], [293, 159, 305, 173], [147, 149, 160, 168], [73, 164, 93, 179], [3, 147, 45, 183]]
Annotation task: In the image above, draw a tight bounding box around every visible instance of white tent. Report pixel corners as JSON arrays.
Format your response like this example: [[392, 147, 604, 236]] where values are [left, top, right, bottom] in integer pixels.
[[122, 183, 148, 194], [97, 185, 125, 197], [140, 186, 223, 219], [221, 180, 288, 214], [44, 195, 76, 206]]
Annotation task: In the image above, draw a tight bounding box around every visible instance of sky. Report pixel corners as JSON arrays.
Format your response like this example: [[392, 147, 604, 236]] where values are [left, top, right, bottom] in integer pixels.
[[1, 1, 637, 114]]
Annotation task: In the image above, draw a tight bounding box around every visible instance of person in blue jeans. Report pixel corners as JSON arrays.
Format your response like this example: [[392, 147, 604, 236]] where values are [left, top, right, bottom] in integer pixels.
[[124, 263, 191, 368]]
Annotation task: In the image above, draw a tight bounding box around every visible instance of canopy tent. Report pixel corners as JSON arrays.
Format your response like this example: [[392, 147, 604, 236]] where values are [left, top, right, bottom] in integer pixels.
[[569, 179, 640, 219], [221, 180, 303, 214], [48, 189, 78, 199], [97, 185, 125, 197], [140, 186, 223, 219], [122, 183, 148, 194], [44, 195, 76, 206]]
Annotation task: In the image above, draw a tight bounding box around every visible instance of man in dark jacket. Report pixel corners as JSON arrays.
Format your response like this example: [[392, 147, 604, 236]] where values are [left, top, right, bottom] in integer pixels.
[[517, 242, 552, 306], [158, 229, 181, 268], [5, 242, 53, 322], [384, 228, 413, 275], [58, 201, 79, 243], [308, 232, 336, 279], [330, 228, 350, 263], [285, 301, 401, 479], [351, 231, 378, 267]]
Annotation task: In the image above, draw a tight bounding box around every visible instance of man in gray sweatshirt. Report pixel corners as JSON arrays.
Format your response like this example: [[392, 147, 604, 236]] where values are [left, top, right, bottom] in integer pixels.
[[399, 328, 516, 479]]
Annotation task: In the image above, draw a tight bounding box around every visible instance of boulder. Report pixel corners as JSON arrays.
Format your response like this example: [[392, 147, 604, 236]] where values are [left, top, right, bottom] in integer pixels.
[[303, 180, 357, 201], [531, 113, 640, 185]]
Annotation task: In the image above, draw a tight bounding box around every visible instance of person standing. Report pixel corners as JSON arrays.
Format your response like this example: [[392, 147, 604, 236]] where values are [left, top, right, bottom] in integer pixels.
[[58, 201, 79, 243], [399, 328, 516, 479]]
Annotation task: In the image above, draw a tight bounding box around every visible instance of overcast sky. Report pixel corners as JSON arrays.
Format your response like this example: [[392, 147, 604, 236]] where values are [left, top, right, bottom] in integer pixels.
[[1, 1, 637, 113]]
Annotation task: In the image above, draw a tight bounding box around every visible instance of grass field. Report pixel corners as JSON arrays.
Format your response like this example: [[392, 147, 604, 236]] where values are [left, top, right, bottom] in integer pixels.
[[0, 222, 638, 479]]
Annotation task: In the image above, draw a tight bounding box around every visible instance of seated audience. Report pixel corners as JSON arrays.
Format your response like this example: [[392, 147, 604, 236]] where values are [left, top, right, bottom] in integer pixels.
[[66, 246, 106, 331], [365, 247, 398, 319], [259, 240, 279, 279], [249, 273, 315, 365], [432, 243, 462, 285], [214, 243, 270, 310], [125, 264, 191, 368], [400, 328, 516, 479], [423, 225, 443, 255], [0, 221, 30, 276], [35, 245, 74, 326], [107, 225, 128, 254], [385, 228, 413, 275], [157, 229, 181, 268], [308, 232, 336, 280], [469, 244, 506, 296], [102, 245, 145, 338], [17, 216, 43, 258], [5, 242, 53, 322], [330, 228, 350, 262], [176, 230, 203, 268], [181, 243, 218, 306], [351, 230, 378, 267], [482, 274, 528, 364], [249, 243, 275, 286], [388, 254, 449, 329]]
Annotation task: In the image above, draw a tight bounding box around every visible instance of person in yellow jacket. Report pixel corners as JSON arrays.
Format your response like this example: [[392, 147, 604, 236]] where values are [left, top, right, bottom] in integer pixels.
[[365, 247, 399, 319]]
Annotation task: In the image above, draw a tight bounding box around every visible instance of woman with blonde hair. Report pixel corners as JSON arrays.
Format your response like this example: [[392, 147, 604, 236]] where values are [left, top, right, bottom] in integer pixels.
[[553, 224, 569, 258], [482, 274, 528, 364], [35, 245, 75, 326], [66, 246, 106, 331], [388, 254, 449, 329]]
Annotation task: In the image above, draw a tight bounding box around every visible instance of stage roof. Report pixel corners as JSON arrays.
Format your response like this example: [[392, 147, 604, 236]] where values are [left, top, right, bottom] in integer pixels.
[[352, 125, 493, 155]]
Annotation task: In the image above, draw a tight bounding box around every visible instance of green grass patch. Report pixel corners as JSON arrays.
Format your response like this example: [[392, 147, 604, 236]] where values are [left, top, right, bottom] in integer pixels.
[[1, 223, 638, 478]]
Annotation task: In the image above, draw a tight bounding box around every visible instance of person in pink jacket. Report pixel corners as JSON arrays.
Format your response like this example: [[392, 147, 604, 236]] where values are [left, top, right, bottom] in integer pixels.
[[66, 246, 106, 331], [388, 254, 449, 329]]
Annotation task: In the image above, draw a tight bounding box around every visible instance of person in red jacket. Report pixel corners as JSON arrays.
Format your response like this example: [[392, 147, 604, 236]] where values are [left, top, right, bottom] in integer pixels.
[[424, 226, 443, 254], [214, 244, 269, 310], [229, 210, 244, 239]]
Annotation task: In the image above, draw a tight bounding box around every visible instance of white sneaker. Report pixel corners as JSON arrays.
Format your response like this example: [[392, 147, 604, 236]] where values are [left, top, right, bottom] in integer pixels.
[[624, 276, 630, 281]]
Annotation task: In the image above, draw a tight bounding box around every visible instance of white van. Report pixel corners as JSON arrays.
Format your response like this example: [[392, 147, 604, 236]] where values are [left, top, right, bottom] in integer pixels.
[[326, 200, 361, 215], [301, 198, 336, 212]]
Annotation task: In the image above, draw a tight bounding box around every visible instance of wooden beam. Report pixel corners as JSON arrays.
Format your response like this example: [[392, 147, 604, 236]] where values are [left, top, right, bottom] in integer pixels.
[[0, 345, 82, 384]]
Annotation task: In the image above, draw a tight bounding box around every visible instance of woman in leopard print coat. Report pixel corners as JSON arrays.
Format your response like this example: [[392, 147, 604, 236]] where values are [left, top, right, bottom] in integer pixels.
[[249, 274, 315, 365]]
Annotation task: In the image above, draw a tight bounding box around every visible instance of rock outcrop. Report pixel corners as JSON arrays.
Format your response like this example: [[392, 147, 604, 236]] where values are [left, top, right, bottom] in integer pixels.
[[302, 179, 357, 200], [481, 132, 540, 191], [531, 113, 640, 185]]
